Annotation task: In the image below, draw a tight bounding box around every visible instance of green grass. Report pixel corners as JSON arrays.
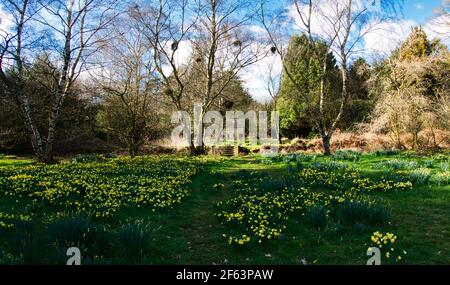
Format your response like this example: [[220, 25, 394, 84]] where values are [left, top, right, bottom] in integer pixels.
[[0, 157, 34, 168], [0, 152, 449, 265]]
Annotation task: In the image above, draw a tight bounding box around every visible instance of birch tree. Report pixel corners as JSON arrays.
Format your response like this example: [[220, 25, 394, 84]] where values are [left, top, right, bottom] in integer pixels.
[[0, 0, 47, 160], [260, 0, 400, 154], [0, 0, 119, 162]]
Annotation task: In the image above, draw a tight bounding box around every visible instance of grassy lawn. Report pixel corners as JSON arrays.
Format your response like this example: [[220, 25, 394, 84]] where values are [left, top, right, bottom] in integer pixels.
[[0, 157, 34, 168], [0, 152, 449, 265]]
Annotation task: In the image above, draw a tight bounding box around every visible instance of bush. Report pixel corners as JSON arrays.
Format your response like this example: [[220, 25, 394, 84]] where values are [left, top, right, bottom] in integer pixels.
[[338, 201, 389, 226], [304, 205, 328, 230], [71, 154, 106, 163], [409, 168, 432, 186], [116, 221, 155, 263]]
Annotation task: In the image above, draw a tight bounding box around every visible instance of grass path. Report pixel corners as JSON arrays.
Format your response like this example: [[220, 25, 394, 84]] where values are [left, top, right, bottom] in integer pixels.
[[145, 158, 286, 265]]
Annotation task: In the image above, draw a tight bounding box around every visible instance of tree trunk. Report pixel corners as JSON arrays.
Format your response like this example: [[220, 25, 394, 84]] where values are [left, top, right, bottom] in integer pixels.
[[322, 135, 331, 156], [44, 96, 63, 163], [17, 93, 46, 162], [128, 142, 136, 158], [412, 130, 421, 150], [190, 109, 207, 156]]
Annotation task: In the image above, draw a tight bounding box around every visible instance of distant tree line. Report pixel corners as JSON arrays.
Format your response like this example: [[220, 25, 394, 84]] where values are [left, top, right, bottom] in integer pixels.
[[1, 0, 449, 161]]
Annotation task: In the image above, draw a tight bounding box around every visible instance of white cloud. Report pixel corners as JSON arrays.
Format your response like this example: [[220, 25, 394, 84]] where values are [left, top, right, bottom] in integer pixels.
[[161, 40, 193, 75], [414, 2, 425, 10], [423, 14, 450, 45], [240, 53, 282, 103], [0, 6, 13, 37], [362, 19, 417, 57]]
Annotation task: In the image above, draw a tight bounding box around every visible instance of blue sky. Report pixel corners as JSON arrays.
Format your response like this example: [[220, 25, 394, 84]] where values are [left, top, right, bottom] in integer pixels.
[[1, 0, 447, 103], [402, 0, 442, 23]]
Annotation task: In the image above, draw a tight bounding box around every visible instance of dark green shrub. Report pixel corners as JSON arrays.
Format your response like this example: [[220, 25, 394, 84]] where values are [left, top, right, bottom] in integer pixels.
[[104, 153, 117, 159], [295, 153, 317, 163], [325, 222, 345, 237], [260, 176, 299, 193]]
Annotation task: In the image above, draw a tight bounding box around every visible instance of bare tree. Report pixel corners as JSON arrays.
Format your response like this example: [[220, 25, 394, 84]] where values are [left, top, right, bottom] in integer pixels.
[[0, 0, 47, 160], [261, 55, 282, 111], [260, 0, 400, 154], [187, 0, 270, 151], [0, 0, 119, 162], [92, 6, 162, 157], [37, 0, 119, 162], [137, 0, 269, 154], [189, 0, 268, 110], [135, 0, 197, 112]]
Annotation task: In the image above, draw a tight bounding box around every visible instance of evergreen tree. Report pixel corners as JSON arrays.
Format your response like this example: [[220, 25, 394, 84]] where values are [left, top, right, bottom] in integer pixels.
[[277, 34, 340, 138]]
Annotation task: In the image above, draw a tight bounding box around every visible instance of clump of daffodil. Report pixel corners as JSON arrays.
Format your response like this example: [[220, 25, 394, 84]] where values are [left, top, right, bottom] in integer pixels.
[[369, 231, 407, 264], [0, 156, 203, 218]]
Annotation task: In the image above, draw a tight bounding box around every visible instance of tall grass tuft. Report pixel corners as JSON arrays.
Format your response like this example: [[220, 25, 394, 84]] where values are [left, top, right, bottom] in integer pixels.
[[409, 168, 432, 186], [9, 221, 42, 264], [116, 221, 156, 263], [47, 216, 111, 258], [338, 200, 390, 226], [333, 150, 362, 162], [423, 159, 435, 168], [429, 172, 450, 186], [439, 162, 449, 172], [383, 159, 418, 170], [304, 205, 328, 230]]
